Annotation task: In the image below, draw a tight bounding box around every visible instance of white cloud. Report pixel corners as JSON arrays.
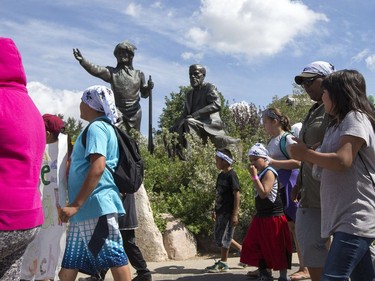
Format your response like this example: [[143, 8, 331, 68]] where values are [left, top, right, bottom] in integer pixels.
[[124, 3, 142, 17], [116, 0, 328, 60], [186, 27, 208, 47], [352, 49, 371, 63], [181, 52, 204, 61], [27, 82, 82, 121], [151, 2, 163, 9], [184, 0, 328, 58], [366, 54, 375, 71]]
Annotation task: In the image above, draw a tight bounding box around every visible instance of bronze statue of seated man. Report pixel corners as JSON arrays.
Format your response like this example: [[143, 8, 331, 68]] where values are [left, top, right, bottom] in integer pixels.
[[170, 64, 239, 158]]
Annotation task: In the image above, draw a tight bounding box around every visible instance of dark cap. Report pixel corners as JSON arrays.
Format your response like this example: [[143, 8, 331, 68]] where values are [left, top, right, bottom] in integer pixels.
[[42, 114, 65, 135]]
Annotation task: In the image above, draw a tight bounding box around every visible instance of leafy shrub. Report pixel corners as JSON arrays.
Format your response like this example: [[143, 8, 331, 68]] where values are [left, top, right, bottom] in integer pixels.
[[141, 130, 256, 240]]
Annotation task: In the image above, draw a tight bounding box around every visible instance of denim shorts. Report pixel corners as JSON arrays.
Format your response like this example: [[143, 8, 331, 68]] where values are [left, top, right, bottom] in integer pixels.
[[214, 212, 235, 249], [322, 232, 375, 281]]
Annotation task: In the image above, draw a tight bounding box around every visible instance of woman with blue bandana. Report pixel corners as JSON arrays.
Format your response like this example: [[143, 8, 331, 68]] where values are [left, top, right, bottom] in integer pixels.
[[240, 143, 292, 281], [58, 85, 131, 281]]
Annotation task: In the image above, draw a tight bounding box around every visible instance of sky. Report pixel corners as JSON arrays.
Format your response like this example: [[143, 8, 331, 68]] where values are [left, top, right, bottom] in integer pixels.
[[2, 0, 375, 136]]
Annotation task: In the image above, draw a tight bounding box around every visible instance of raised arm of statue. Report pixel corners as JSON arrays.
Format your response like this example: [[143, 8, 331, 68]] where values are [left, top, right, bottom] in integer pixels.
[[73, 48, 111, 82], [73, 48, 83, 62]]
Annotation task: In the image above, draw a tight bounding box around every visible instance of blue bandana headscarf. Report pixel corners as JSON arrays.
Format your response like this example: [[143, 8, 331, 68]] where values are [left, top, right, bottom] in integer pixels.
[[216, 151, 234, 165], [295, 61, 335, 85], [301, 61, 335, 76], [81, 85, 119, 124], [248, 143, 270, 163]]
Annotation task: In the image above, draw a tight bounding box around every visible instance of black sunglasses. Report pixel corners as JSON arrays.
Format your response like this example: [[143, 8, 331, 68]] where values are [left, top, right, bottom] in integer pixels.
[[301, 76, 322, 88]]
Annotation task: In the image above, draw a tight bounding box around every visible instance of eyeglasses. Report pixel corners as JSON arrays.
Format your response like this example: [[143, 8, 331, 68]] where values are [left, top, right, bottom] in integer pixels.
[[301, 76, 322, 88]]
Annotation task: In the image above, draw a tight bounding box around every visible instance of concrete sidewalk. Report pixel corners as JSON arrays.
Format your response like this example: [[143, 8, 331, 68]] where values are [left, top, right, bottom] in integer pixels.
[[77, 253, 311, 281]]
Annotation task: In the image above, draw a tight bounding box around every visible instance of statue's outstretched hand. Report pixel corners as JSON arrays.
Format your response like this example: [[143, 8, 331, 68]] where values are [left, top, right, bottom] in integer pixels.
[[73, 48, 83, 62]]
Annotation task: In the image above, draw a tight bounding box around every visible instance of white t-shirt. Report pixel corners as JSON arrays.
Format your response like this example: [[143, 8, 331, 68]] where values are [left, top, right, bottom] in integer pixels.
[[320, 111, 375, 238], [291, 122, 302, 138], [267, 132, 295, 160]]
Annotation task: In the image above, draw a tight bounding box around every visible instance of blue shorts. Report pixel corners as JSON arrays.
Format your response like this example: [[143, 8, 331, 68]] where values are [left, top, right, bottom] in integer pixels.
[[61, 214, 128, 275], [214, 212, 235, 249]]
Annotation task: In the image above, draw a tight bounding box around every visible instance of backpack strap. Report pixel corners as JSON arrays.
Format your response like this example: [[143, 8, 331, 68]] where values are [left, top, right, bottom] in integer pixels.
[[81, 116, 109, 148], [81, 116, 116, 173], [279, 132, 291, 159]]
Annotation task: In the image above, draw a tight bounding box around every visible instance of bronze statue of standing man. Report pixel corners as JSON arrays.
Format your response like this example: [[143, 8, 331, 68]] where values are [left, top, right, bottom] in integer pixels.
[[73, 41, 154, 132]]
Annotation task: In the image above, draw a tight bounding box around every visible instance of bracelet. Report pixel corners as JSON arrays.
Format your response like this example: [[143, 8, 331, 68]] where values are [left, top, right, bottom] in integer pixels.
[[252, 175, 259, 181]]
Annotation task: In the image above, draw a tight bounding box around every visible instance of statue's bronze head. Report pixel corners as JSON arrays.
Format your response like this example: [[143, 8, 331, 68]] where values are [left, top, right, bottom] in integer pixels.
[[189, 64, 206, 88], [189, 64, 206, 76], [114, 41, 136, 67], [113, 41, 137, 57]]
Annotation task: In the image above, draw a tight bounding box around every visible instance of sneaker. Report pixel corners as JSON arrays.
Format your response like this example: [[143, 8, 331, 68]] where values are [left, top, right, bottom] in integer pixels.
[[238, 262, 247, 268], [132, 273, 152, 281], [206, 261, 220, 270], [256, 275, 273, 281], [247, 269, 272, 279], [206, 261, 229, 273], [277, 277, 291, 281]]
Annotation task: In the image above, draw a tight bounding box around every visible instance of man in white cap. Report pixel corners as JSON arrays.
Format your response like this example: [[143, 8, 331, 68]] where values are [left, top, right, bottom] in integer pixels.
[[289, 61, 334, 281]]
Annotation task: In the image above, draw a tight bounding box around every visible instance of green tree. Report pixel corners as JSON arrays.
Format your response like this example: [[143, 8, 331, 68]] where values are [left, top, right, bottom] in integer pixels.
[[158, 86, 188, 130], [266, 84, 313, 125], [229, 101, 263, 144], [57, 114, 84, 143], [368, 95, 375, 107]]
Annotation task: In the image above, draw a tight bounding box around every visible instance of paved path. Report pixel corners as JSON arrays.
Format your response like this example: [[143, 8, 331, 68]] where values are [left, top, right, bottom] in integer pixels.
[[77, 253, 311, 281]]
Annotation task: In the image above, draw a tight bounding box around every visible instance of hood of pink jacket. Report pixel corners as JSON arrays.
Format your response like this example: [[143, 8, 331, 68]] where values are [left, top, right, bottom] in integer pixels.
[[0, 37, 27, 89], [0, 38, 45, 230]]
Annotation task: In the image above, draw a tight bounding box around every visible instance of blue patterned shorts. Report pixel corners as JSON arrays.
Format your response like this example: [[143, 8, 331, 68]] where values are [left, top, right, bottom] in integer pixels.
[[61, 213, 128, 275]]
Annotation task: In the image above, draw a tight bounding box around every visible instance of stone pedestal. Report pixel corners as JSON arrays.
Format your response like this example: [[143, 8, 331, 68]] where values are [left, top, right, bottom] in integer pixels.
[[134, 184, 168, 262], [161, 214, 197, 260]]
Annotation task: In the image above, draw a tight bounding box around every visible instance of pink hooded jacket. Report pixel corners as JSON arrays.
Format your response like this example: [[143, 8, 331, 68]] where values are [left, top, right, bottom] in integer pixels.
[[0, 38, 45, 230]]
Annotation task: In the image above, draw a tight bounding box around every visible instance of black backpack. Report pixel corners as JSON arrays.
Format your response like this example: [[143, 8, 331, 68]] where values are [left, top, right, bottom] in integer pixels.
[[81, 118, 144, 194]]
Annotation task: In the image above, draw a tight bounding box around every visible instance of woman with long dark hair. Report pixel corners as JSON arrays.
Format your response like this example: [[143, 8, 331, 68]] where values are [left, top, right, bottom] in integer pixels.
[[290, 70, 375, 280]]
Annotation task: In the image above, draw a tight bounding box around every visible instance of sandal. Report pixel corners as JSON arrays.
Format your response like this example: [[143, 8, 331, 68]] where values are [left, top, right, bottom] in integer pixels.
[[246, 269, 259, 277], [246, 269, 272, 278], [289, 271, 310, 281]]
